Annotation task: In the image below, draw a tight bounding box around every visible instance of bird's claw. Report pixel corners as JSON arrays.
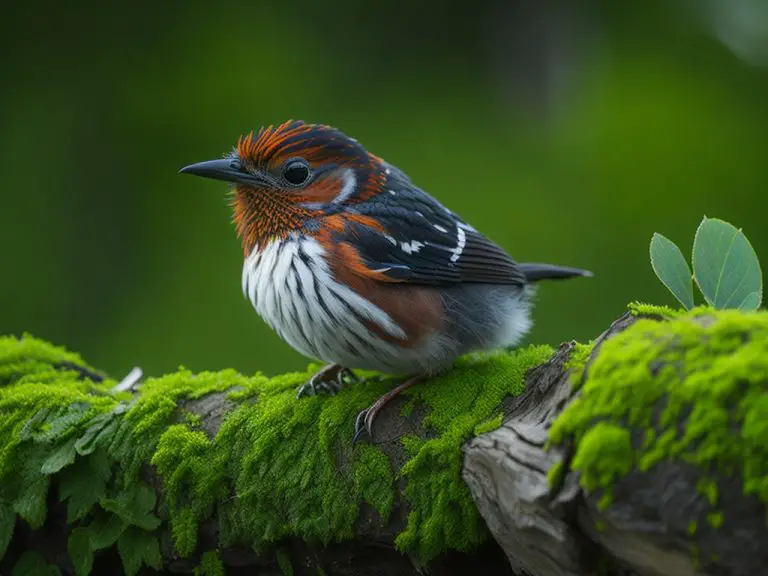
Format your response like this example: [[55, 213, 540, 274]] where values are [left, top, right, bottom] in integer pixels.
[[352, 407, 375, 446], [351, 375, 424, 446], [296, 365, 357, 399]]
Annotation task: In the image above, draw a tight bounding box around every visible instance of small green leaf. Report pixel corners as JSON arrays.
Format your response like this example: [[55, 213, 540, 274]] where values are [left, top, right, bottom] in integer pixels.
[[12, 445, 50, 529], [11, 551, 59, 576], [692, 217, 763, 310], [68, 527, 94, 576], [738, 291, 762, 311], [117, 527, 163, 576], [89, 512, 126, 550], [0, 502, 15, 559], [194, 551, 225, 576], [129, 481, 157, 513], [100, 499, 161, 531], [649, 232, 694, 309], [74, 412, 116, 456], [33, 402, 91, 442], [13, 476, 50, 529], [99, 481, 160, 531], [19, 408, 53, 441], [41, 436, 78, 475], [60, 450, 112, 522]]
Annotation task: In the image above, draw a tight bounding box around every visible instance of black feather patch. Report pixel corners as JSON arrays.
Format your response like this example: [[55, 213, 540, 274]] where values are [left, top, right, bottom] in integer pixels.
[[336, 165, 526, 286]]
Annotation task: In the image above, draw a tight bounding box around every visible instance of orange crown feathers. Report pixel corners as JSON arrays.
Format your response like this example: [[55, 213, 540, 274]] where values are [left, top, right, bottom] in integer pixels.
[[235, 120, 374, 171], [236, 120, 314, 167]]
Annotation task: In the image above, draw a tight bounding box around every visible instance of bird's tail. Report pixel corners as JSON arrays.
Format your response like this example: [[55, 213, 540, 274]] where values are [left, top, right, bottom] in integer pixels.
[[519, 262, 593, 282]]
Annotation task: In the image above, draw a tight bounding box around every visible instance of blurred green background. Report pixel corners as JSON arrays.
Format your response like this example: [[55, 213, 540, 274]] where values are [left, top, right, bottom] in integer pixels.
[[2, 0, 767, 379]]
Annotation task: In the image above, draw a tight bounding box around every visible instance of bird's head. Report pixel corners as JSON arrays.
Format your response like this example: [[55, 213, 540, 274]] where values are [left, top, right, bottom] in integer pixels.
[[180, 120, 386, 255]]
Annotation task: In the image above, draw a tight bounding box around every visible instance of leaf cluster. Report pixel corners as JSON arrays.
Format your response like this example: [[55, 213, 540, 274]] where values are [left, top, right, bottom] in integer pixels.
[[650, 216, 762, 311], [0, 336, 163, 576]]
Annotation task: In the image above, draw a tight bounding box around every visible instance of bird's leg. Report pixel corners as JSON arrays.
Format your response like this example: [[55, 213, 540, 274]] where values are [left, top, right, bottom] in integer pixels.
[[296, 363, 358, 399], [353, 375, 425, 445]]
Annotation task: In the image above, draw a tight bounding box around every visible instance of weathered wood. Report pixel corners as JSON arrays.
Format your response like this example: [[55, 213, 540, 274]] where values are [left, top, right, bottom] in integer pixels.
[[462, 311, 768, 576], [462, 340, 597, 576]]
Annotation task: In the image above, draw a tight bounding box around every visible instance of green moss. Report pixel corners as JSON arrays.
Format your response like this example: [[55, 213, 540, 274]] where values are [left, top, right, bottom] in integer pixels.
[[473, 413, 503, 436], [353, 444, 395, 519], [627, 301, 686, 318], [706, 512, 724, 528], [696, 478, 719, 506], [194, 551, 224, 576], [0, 333, 110, 390], [565, 341, 595, 390], [276, 547, 294, 576], [151, 424, 221, 556], [572, 423, 632, 493], [394, 345, 554, 561], [143, 366, 396, 557], [401, 434, 425, 456], [110, 368, 248, 485], [0, 333, 556, 567], [547, 460, 564, 489], [550, 308, 768, 518], [131, 346, 554, 564], [214, 371, 392, 551]]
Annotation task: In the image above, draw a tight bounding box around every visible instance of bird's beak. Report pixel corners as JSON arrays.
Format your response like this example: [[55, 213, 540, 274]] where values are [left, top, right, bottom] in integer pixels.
[[178, 158, 266, 186]]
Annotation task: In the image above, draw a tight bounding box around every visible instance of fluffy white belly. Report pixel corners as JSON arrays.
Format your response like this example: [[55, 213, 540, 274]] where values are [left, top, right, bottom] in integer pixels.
[[241, 235, 457, 374]]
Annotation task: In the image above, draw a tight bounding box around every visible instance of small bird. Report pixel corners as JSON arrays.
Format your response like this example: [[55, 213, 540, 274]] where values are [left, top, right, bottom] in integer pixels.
[[180, 120, 591, 442]]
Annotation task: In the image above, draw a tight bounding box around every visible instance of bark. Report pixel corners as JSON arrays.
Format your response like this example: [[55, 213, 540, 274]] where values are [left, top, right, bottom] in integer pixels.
[[463, 312, 768, 576]]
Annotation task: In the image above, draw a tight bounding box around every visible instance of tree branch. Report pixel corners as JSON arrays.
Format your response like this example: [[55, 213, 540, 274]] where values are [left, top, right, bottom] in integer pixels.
[[0, 306, 766, 576]]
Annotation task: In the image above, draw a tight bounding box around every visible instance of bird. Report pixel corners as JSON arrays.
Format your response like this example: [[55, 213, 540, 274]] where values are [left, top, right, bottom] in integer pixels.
[[179, 120, 591, 443]]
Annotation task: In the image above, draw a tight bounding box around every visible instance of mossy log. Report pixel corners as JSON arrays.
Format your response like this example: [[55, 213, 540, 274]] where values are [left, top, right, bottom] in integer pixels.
[[1, 305, 767, 576]]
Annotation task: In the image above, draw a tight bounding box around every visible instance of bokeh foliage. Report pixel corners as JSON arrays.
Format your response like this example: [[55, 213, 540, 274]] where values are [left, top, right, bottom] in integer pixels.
[[1, 0, 767, 378]]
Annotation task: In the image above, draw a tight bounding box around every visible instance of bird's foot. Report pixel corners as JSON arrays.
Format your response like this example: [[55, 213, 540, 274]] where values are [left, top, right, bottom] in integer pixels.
[[353, 375, 424, 445], [296, 364, 357, 399]]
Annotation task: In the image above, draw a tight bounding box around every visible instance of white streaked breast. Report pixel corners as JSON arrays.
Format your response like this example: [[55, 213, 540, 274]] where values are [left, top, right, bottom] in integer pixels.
[[241, 234, 461, 373]]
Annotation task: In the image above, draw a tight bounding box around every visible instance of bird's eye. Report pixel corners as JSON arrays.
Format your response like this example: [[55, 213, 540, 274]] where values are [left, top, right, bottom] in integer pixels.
[[282, 159, 311, 186]]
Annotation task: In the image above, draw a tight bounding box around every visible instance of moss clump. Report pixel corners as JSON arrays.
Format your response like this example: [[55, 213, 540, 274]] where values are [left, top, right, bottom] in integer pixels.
[[571, 422, 632, 492], [0, 333, 113, 392], [550, 308, 768, 518], [276, 547, 294, 576], [565, 341, 595, 390], [180, 369, 397, 555], [111, 368, 248, 485], [353, 444, 395, 520], [0, 333, 556, 570], [627, 301, 687, 319], [149, 345, 553, 565], [151, 424, 222, 556], [696, 477, 718, 506], [395, 345, 554, 562], [473, 413, 503, 436], [572, 423, 631, 511], [706, 512, 724, 528], [194, 551, 225, 576], [547, 460, 565, 489]]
